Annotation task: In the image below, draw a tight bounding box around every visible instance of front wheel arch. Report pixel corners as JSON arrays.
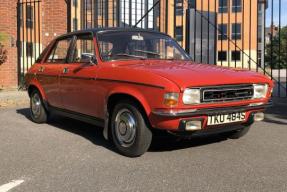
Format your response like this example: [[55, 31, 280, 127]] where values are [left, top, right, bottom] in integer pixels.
[[27, 83, 47, 101], [107, 94, 149, 119], [105, 93, 152, 140]]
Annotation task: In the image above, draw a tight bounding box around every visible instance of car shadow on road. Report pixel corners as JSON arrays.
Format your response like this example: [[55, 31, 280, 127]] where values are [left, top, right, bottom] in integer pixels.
[[17, 108, 229, 154], [149, 133, 228, 152], [16, 108, 115, 152], [264, 99, 287, 125]]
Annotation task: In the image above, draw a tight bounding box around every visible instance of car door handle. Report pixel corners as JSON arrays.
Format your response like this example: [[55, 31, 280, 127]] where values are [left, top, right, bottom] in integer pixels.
[[38, 66, 45, 72], [63, 67, 69, 74]]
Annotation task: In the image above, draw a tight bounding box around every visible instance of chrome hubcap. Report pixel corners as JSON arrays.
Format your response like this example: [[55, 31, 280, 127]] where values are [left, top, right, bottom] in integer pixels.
[[115, 109, 137, 147], [31, 93, 41, 118]]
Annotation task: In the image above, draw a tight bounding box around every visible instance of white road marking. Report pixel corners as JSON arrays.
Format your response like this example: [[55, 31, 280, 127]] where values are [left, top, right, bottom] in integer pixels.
[[0, 180, 24, 192]]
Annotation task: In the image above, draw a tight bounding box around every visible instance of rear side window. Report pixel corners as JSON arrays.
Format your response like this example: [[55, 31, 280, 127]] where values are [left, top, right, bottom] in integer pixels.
[[46, 37, 73, 63]]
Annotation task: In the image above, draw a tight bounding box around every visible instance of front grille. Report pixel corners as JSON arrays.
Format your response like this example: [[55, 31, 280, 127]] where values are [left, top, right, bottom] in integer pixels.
[[202, 84, 254, 103]]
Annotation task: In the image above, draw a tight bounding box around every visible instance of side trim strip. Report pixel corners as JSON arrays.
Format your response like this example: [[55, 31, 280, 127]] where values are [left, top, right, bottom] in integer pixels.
[[37, 74, 58, 78], [61, 76, 95, 80], [96, 78, 165, 89], [35, 74, 164, 89]]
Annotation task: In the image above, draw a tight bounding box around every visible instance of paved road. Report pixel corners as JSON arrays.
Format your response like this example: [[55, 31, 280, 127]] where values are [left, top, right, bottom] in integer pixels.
[[0, 101, 287, 192]]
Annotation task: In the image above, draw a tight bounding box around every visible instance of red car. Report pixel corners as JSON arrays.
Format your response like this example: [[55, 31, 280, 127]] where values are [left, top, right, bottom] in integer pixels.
[[25, 28, 273, 157]]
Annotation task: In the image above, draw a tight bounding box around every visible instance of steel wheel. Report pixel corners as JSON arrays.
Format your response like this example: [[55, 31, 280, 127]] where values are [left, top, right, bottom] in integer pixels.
[[111, 101, 152, 157], [114, 109, 137, 147], [30, 90, 48, 124], [31, 92, 41, 119]]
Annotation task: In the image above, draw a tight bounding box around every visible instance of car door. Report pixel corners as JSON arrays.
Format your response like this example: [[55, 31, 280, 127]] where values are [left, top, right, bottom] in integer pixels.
[[37, 36, 74, 108], [59, 32, 99, 116]]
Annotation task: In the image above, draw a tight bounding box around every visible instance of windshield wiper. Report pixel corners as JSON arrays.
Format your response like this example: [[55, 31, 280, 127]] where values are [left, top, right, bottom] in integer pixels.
[[134, 49, 162, 57], [115, 53, 146, 60]]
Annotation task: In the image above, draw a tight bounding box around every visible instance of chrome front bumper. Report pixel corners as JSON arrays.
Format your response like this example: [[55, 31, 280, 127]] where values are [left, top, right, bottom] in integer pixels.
[[152, 101, 272, 117]]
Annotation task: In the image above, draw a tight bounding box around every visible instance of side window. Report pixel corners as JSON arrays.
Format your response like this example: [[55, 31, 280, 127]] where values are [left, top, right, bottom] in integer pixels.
[[154, 39, 185, 60], [98, 41, 113, 61], [46, 38, 73, 63], [71, 33, 95, 63]]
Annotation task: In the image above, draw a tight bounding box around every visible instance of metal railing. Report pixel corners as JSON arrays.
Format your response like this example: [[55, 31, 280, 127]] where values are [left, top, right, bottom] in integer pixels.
[[16, 0, 286, 97], [17, 0, 42, 88]]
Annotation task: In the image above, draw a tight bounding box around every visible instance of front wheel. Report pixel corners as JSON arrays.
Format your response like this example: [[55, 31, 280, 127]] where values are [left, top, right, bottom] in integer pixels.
[[111, 101, 152, 157]]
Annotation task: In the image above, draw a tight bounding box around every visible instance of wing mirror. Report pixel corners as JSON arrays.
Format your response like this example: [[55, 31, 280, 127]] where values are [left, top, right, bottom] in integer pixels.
[[81, 53, 98, 65], [89, 55, 97, 65]]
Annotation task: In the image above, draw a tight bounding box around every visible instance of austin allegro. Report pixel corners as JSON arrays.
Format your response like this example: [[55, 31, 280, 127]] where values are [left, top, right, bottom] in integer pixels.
[[25, 28, 273, 157]]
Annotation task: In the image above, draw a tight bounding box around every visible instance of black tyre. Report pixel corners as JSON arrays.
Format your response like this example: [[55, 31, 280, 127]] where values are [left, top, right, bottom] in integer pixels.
[[30, 90, 48, 124], [111, 101, 152, 157], [228, 126, 251, 139]]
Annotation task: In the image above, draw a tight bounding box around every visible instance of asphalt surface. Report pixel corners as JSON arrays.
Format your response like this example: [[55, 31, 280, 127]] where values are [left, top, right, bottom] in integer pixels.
[[0, 101, 287, 192]]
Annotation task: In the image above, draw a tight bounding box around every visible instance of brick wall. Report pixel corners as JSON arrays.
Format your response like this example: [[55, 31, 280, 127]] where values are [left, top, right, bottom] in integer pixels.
[[42, 0, 68, 47], [0, 0, 18, 89], [0, 0, 68, 89]]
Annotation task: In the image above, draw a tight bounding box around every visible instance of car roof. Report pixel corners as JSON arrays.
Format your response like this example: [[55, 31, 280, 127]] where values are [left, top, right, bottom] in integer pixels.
[[57, 27, 170, 39]]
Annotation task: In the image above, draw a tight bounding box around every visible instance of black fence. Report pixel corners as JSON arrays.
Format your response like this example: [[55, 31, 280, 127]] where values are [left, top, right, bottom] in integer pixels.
[[17, 0, 42, 88], [67, 0, 286, 97], [16, 0, 286, 97]]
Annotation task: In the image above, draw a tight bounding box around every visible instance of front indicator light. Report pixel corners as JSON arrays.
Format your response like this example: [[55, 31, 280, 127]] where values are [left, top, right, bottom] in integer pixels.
[[164, 93, 179, 107]]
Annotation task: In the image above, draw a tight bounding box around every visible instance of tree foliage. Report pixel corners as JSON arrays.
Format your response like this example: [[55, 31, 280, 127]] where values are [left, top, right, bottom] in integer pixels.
[[265, 26, 287, 69], [0, 32, 8, 65], [0, 32, 8, 42], [0, 44, 7, 65]]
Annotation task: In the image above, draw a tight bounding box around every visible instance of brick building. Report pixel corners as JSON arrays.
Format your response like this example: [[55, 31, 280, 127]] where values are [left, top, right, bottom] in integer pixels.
[[0, 0, 68, 89], [0, 0, 18, 89]]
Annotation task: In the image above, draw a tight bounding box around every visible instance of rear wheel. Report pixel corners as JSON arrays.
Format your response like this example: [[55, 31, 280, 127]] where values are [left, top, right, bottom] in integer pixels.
[[30, 90, 48, 124], [111, 101, 152, 157], [227, 126, 251, 139]]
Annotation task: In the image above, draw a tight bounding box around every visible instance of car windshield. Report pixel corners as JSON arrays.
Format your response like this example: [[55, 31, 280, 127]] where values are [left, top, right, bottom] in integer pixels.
[[96, 31, 191, 61]]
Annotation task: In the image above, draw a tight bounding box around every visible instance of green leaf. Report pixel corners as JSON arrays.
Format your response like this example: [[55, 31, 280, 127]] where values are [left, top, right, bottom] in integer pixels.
[[0, 32, 8, 43]]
